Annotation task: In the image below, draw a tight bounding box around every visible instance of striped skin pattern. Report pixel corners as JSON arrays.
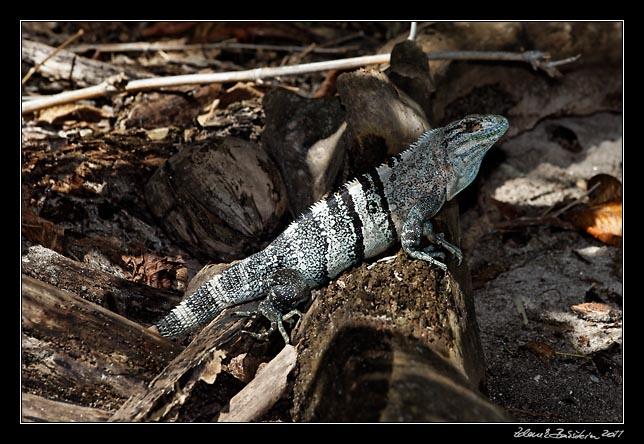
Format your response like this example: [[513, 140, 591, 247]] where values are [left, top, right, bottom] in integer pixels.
[[156, 114, 509, 343]]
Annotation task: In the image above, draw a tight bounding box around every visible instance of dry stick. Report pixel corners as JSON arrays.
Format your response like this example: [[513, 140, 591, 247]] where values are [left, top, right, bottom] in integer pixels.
[[21, 29, 85, 86], [539, 181, 601, 219], [407, 22, 418, 40], [69, 40, 358, 55], [21, 50, 576, 115]]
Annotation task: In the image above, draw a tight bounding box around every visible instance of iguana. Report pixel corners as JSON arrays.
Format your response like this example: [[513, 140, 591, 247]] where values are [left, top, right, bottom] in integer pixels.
[[154, 114, 509, 344]]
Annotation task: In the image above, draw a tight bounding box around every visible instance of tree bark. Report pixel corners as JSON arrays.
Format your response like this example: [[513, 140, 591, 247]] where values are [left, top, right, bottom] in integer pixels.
[[109, 296, 285, 422], [21, 275, 183, 416], [22, 244, 181, 326], [22, 39, 153, 89], [22, 393, 112, 422]]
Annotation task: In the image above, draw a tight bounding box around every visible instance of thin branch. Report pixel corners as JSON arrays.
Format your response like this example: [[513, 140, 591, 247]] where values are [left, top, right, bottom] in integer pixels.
[[554, 351, 592, 360], [69, 40, 359, 55], [539, 181, 601, 218], [407, 22, 418, 40], [21, 50, 577, 115], [22, 29, 85, 85]]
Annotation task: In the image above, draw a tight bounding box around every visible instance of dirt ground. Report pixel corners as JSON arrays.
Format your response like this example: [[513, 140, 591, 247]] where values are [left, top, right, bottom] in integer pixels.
[[462, 112, 622, 422]]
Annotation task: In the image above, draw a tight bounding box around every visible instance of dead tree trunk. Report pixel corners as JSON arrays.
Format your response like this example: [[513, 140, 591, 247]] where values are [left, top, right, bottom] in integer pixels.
[[21, 275, 183, 418]]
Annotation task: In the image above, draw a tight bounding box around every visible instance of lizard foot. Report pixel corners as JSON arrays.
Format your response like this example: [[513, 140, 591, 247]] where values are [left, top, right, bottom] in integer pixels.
[[234, 302, 305, 345], [235, 269, 310, 345], [422, 221, 463, 265], [406, 249, 448, 271]]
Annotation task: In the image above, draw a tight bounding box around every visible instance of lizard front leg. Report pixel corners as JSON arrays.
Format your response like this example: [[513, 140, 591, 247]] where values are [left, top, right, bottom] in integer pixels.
[[401, 200, 462, 270], [234, 268, 309, 344]]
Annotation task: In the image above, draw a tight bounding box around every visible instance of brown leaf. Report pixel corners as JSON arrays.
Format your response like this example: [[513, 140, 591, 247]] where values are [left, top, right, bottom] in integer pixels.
[[522, 341, 555, 364], [141, 22, 197, 38], [122, 253, 187, 290], [567, 202, 622, 245], [570, 302, 621, 323], [122, 85, 221, 130], [22, 187, 65, 252], [587, 174, 622, 205], [217, 82, 264, 109], [36, 104, 110, 125]]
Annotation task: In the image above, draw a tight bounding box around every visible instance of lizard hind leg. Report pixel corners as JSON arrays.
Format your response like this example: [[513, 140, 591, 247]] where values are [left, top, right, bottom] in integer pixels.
[[234, 268, 310, 344]]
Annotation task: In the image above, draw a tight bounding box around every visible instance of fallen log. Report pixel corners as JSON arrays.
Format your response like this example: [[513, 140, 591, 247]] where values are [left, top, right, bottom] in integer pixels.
[[22, 244, 181, 326], [22, 393, 112, 423], [21, 275, 183, 416]]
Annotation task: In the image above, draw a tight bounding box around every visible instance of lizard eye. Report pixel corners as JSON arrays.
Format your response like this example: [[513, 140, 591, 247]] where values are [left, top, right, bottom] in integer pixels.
[[462, 121, 481, 133]]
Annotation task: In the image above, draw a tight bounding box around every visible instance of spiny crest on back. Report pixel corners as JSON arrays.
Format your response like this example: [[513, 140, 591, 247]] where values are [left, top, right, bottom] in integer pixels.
[[301, 177, 362, 216], [407, 127, 440, 152]]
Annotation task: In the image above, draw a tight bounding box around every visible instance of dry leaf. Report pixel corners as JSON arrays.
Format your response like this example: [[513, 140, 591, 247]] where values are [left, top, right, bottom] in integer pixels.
[[37, 104, 110, 125], [145, 128, 170, 141], [217, 82, 264, 109], [22, 210, 65, 253], [567, 202, 622, 245], [122, 253, 187, 289], [523, 341, 555, 364], [546, 310, 622, 355], [570, 302, 621, 323], [22, 187, 65, 252], [587, 174, 622, 205]]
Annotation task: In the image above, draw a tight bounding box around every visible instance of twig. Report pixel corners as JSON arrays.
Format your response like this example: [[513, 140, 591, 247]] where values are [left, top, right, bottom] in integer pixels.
[[21, 50, 577, 115], [407, 22, 418, 40], [22, 53, 391, 114], [69, 40, 359, 55], [554, 351, 592, 360], [22, 29, 84, 86], [514, 296, 529, 326], [540, 181, 601, 218]]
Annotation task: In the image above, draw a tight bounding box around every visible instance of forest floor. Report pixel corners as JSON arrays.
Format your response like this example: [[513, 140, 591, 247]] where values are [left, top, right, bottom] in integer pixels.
[[21, 21, 622, 423]]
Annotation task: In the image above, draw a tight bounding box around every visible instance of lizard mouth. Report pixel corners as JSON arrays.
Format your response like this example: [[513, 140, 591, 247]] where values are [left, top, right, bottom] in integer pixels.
[[482, 115, 509, 141]]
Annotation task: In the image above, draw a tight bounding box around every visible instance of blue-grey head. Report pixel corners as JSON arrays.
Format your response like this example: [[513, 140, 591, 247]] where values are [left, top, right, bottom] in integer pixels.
[[444, 114, 509, 200]]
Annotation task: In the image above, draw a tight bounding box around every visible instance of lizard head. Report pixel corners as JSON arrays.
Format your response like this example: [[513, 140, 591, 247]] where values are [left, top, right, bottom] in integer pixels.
[[444, 114, 508, 200]]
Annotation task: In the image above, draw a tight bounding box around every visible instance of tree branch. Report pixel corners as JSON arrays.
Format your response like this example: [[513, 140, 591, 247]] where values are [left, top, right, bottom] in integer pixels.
[[22, 50, 577, 115]]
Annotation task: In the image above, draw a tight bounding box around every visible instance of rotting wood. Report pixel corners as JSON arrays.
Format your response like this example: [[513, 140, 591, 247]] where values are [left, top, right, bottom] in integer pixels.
[[22, 30, 85, 85], [22, 393, 112, 423], [216, 344, 297, 422], [109, 298, 282, 422], [22, 39, 154, 89], [21, 276, 183, 416], [22, 244, 181, 326]]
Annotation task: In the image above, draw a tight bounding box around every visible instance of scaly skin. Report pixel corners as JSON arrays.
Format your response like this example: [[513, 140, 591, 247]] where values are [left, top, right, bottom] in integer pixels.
[[155, 114, 509, 343]]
